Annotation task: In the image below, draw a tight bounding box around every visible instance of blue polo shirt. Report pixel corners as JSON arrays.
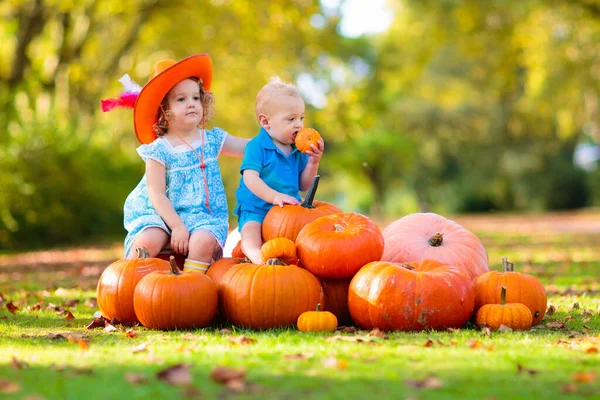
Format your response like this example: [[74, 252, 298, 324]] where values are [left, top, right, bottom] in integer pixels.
[[235, 128, 309, 217]]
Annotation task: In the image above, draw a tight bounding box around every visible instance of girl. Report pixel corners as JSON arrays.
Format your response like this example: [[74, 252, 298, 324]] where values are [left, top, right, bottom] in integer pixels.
[[102, 54, 248, 273]]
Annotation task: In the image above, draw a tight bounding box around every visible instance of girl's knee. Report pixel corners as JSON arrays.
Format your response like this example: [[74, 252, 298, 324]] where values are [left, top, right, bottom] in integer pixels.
[[189, 231, 216, 249]]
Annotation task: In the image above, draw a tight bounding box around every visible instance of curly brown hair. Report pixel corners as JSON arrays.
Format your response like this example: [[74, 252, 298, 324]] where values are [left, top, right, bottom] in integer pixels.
[[152, 77, 215, 137]]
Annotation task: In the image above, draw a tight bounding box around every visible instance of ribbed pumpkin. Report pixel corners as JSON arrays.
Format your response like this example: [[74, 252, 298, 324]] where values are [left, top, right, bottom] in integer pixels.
[[476, 286, 533, 330], [206, 257, 245, 286], [348, 259, 475, 331], [262, 175, 342, 242], [133, 257, 218, 330], [260, 238, 297, 265], [321, 278, 353, 326], [297, 303, 338, 332], [218, 259, 324, 329], [381, 213, 489, 281], [294, 128, 322, 154], [474, 257, 547, 325], [296, 212, 384, 279], [231, 240, 246, 258], [96, 247, 170, 324]]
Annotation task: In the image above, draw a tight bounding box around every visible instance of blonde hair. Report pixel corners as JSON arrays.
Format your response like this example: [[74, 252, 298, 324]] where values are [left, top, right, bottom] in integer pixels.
[[153, 77, 215, 137], [255, 76, 302, 120]]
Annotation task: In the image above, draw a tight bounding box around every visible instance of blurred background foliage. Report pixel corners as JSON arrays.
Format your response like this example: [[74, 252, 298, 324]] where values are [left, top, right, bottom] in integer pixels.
[[1, 0, 599, 250]]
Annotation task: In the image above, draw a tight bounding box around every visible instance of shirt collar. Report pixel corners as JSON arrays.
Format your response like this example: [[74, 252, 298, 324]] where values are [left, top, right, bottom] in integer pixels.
[[257, 127, 300, 155]]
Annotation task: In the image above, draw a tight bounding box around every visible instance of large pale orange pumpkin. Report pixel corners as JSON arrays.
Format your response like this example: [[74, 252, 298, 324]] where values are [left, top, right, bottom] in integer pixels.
[[381, 213, 489, 281], [96, 247, 170, 323], [296, 212, 384, 279], [133, 257, 218, 330], [321, 278, 353, 326], [262, 175, 342, 242], [474, 257, 547, 325], [219, 259, 324, 329], [348, 259, 475, 331]]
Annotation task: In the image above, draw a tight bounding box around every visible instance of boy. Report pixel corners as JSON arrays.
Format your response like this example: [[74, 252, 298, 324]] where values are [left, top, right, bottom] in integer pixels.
[[234, 77, 324, 264]]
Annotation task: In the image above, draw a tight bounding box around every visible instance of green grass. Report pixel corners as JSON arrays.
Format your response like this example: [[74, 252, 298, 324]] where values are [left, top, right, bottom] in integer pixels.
[[1, 217, 599, 399]]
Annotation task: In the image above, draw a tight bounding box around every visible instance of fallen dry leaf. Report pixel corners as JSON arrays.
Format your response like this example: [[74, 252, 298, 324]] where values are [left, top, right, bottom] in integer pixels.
[[103, 323, 118, 333], [181, 333, 207, 341], [0, 379, 20, 394], [86, 315, 109, 330], [585, 346, 598, 354], [64, 310, 75, 321], [218, 328, 232, 335], [423, 339, 434, 347], [132, 342, 149, 354], [572, 371, 596, 383], [321, 356, 347, 369], [11, 356, 28, 370], [546, 304, 556, 316], [546, 321, 566, 329], [210, 366, 246, 384], [283, 353, 313, 361], [405, 376, 444, 389], [498, 325, 513, 332], [367, 328, 388, 339], [338, 326, 357, 333], [26, 301, 44, 311], [6, 302, 19, 314], [78, 339, 90, 351], [124, 372, 149, 385], [84, 298, 98, 308], [227, 335, 256, 345], [517, 364, 540, 375], [125, 330, 138, 339], [156, 364, 192, 386]]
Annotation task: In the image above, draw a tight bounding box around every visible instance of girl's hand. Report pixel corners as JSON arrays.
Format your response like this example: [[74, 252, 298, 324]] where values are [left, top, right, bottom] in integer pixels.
[[272, 193, 301, 207], [170, 225, 190, 256], [305, 139, 324, 164]]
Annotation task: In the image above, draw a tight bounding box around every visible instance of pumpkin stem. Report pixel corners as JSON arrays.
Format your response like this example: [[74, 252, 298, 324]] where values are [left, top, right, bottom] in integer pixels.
[[266, 258, 287, 266], [316, 303, 321, 312], [501, 257, 515, 272], [399, 263, 416, 271], [500, 286, 507, 306], [135, 246, 150, 259], [333, 223, 345, 232], [168, 256, 181, 276], [428, 233, 444, 247], [301, 175, 320, 209]]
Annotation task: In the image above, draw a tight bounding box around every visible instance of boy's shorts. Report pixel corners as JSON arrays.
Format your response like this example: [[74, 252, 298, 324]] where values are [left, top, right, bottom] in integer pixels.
[[238, 210, 266, 231]]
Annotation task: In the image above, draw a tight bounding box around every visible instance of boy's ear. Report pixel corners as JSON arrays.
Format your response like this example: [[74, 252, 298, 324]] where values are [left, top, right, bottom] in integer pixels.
[[257, 114, 270, 130]]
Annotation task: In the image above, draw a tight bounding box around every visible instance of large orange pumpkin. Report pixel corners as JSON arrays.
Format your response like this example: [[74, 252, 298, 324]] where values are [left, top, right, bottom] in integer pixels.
[[474, 257, 547, 325], [321, 278, 353, 326], [348, 259, 475, 331], [296, 212, 384, 279], [133, 257, 218, 330], [206, 257, 245, 286], [381, 213, 489, 281], [262, 175, 342, 242], [218, 259, 324, 329], [96, 247, 170, 323]]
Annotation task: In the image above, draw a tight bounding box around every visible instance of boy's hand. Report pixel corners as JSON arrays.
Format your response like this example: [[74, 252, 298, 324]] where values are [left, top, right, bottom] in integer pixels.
[[305, 139, 325, 164], [171, 225, 190, 256], [272, 193, 301, 207]]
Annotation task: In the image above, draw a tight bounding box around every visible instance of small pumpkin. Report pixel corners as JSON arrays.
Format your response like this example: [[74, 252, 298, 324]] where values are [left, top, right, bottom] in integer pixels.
[[231, 240, 246, 258], [260, 237, 297, 265], [219, 258, 324, 329], [381, 213, 489, 281], [296, 212, 384, 279], [294, 127, 322, 154], [297, 303, 338, 332], [96, 247, 170, 323], [133, 257, 218, 330], [348, 259, 475, 331], [476, 286, 533, 331], [262, 175, 342, 242], [474, 257, 547, 325]]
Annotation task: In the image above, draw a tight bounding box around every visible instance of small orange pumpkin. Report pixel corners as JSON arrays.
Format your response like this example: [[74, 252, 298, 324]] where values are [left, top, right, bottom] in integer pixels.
[[96, 247, 170, 323], [133, 257, 218, 330], [260, 237, 297, 265], [297, 303, 338, 332], [476, 286, 533, 331], [474, 257, 547, 325], [294, 128, 322, 154], [231, 240, 246, 258]]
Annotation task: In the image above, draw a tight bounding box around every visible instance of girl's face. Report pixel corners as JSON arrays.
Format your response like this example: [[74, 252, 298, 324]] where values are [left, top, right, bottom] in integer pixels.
[[165, 79, 204, 132], [261, 95, 305, 145]]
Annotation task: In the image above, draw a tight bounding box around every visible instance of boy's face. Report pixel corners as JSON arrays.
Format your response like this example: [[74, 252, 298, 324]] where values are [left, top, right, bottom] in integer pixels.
[[260, 95, 305, 145], [165, 79, 203, 132]]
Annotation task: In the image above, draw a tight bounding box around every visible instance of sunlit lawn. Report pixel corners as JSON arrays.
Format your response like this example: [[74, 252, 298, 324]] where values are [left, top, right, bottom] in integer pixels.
[[1, 213, 599, 399]]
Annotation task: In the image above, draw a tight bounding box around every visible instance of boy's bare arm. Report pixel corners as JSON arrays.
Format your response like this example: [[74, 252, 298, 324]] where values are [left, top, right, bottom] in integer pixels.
[[299, 139, 324, 191], [243, 170, 300, 207]]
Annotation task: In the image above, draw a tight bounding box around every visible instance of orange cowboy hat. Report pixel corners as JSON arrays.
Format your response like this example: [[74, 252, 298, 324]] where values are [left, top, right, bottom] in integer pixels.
[[133, 54, 213, 144]]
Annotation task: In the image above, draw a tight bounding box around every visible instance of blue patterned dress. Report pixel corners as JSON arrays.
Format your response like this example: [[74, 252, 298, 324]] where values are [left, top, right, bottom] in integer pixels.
[[123, 127, 229, 257]]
